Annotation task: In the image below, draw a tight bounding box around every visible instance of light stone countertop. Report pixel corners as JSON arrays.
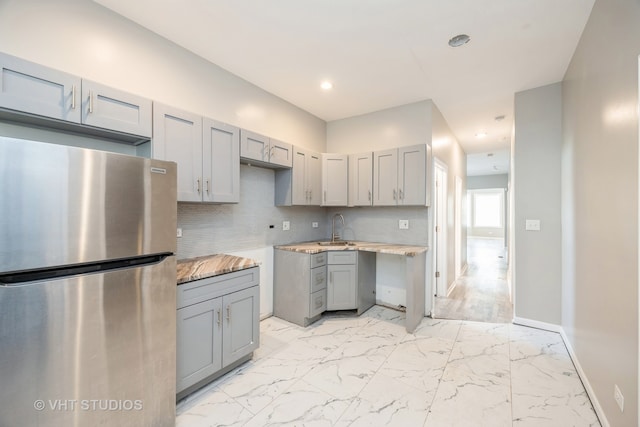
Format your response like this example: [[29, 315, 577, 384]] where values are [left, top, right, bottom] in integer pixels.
[[176, 254, 259, 285], [274, 240, 428, 257]]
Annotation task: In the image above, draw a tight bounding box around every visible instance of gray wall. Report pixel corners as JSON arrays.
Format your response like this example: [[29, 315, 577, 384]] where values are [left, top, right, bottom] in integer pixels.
[[562, 0, 639, 424], [467, 174, 508, 190], [513, 83, 563, 325]]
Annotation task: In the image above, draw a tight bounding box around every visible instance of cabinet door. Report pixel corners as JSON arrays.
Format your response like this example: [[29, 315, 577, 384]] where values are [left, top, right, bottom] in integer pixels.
[[176, 297, 223, 393], [0, 52, 81, 123], [307, 152, 322, 206], [373, 149, 398, 206], [240, 129, 268, 163], [269, 139, 293, 168], [349, 152, 373, 206], [203, 118, 240, 203], [153, 103, 203, 202], [322, 154, 349, 206], [326, 264, 357, 310], [222, 286, 260, 366], [398, 144, 427, 206], [291, 148, 309, 205], [81, 80, 152, 137]]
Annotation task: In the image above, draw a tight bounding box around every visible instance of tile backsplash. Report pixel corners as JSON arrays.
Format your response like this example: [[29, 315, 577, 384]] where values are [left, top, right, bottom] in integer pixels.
[[177, 165, 326, 259]]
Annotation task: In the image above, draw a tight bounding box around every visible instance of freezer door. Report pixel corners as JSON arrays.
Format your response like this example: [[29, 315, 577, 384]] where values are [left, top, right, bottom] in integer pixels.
[[0, 137, 177, 273], [0, 256, 177, 427]]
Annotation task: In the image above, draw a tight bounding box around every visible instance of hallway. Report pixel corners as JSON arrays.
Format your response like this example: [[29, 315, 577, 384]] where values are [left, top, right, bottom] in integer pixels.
[[433, 237, 513, 323]]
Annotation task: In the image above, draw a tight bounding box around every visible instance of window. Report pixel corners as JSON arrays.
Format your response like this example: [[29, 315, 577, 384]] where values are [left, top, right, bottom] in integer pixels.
[[469, 189, 504, 228]]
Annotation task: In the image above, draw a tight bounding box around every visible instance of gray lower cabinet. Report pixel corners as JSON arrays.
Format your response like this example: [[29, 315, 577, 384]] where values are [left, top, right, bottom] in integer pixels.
[[326, 252, 357, 310], [274, 250, 327, 326], [176, 267, 260, 398], [274, 249, 376, 325], [326, 251, 376, 314]]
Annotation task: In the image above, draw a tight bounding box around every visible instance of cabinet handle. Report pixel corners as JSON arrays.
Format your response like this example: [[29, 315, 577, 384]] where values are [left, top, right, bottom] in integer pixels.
[[270, 146, 275, 158], [393, 189, 397, 200], [71, 85, 76, 110], [226, 305, 231, 322], [324, 191, 327, 202], [309, 189, 312, 200], [368, 190, 371, 201], [88, 90, 94, 114], [206, 179, 210, 195], [399, 189, 404, 200], [196, 179, 201, 194], [217, 309, 221, 326]]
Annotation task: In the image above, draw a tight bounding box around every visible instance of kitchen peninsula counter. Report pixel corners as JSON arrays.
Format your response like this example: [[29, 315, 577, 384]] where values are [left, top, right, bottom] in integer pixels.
[[274, 241, 427, 257], [274, 240, 428, 333], [177, 254, 259, 285]]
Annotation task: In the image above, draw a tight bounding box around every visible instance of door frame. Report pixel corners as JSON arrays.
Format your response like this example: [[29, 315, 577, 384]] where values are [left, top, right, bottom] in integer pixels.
[[455, 175, 463, 279], [433, 158, 448, 297]]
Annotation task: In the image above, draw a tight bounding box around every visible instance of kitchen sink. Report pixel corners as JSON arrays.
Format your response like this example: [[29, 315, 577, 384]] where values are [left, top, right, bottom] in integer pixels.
[[316, 241, 356, 246]]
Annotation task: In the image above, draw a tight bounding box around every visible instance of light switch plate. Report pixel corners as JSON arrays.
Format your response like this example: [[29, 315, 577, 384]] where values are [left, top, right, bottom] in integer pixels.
[[176, 228, 182, 238], [525, 219, 541, 231], [282, 221, 290, 231], [399, 220, 409, 230]]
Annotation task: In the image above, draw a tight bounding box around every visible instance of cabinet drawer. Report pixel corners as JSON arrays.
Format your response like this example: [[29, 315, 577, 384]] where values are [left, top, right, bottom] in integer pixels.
[[177, 267, 259, 309], [310, 266, 327, 293], [309, 289, 327, 318], [328, 251, 357, 265], [311, 252, 327, 268]]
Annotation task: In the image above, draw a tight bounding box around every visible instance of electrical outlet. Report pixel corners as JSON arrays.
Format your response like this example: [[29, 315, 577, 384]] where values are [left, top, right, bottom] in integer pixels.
[[614, 384, 624, 412], [525, 219, 541, 231], [282, 221, 290, 231], [176, 228, 182, 238], [399, 220, 409, 230], [312, 222, 319, 228]]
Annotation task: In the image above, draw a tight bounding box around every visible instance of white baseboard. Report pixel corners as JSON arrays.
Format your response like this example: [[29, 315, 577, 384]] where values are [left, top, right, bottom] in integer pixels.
[[512, 316, 562, 333], [559, 328, 610, 427], [513, 316, 609, 427]]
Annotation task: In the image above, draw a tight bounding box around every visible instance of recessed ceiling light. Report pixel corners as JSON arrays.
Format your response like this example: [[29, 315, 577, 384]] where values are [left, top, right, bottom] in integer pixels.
[[448, 34, 470, 48], [475, 132, 487, 138], [320, 81, 333, 90]]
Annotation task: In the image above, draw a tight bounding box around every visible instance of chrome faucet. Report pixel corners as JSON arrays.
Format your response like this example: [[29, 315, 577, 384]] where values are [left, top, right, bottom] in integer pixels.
[[331, 213, 345, 242]]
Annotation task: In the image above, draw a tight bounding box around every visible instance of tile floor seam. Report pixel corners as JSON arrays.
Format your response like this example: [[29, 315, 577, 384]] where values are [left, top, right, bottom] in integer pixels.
[[423, 318, 463, 426]]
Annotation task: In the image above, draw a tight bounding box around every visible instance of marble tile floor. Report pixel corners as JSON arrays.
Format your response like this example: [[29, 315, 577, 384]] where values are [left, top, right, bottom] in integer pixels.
[[176, 306, 600, 427]]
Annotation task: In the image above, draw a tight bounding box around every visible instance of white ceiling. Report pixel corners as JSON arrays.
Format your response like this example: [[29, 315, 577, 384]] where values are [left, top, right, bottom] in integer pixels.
[[94, 0, 594, 174]]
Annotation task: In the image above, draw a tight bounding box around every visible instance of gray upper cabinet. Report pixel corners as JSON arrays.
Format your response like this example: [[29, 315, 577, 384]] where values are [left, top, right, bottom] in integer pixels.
[[0, 52, 152, 142], [240, 129, 293, 168], [322, 153, 349, 206], [275, 147, 321, 206], [153, 103, 203, 202], [349, 152, 373, 206], [0, 52, 81, 123], [398, 144, 427, 206], [373, 148, 398, 206], [373, 144, 428, 206], [203, 119, 240, 203], [153, 104, 240, 204], [81, 80, 152, 137]]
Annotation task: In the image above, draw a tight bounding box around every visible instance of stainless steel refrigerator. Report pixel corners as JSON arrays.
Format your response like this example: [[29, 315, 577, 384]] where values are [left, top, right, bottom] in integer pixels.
[[0, 137, 178, 426]]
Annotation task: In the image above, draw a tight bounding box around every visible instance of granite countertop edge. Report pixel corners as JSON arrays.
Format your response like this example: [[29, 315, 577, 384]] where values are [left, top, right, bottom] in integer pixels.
[[176, 254, 260, 285], [273, 241, 429, 257]]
